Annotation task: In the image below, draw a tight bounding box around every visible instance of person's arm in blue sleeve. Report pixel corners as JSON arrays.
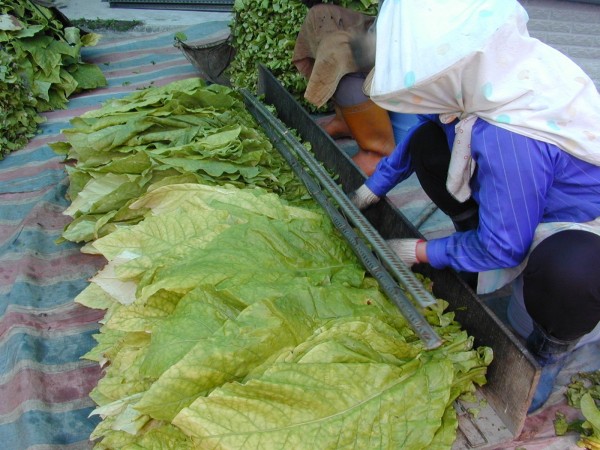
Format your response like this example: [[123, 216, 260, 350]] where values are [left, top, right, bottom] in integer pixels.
[[364, 115, 432, 196], [426, 120, 551, 273]]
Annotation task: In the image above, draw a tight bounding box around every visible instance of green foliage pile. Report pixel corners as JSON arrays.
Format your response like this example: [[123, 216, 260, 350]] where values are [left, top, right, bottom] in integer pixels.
[[0, 0, 106, 157], [0, 48, 43, 154], [228, 0, 378, 111], [77, 183, 492, 449], [53, 77, 492, 449], [50, 78, 309, 244], [554, 370, 600, 449]]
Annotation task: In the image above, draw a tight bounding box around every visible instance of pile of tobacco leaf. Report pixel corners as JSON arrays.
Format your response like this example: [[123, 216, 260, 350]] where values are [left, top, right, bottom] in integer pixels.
[[0, 0, 106, 157], [50, 78, 310, 243], [53, 79, 493, 449]]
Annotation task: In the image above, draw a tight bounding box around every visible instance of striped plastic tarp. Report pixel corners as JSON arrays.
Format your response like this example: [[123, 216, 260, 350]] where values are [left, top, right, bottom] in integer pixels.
[[1, 14, 597, 450], [0, 21, 230, 450]]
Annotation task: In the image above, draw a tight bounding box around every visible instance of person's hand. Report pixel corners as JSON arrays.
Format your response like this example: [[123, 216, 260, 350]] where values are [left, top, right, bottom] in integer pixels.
[[387, 239, 427, 266], [348, 184, 380, 210]]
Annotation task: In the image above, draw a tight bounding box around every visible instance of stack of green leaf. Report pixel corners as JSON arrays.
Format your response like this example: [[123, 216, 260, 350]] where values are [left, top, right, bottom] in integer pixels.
[[228, 0, 378, 112], [0, 0, 106, 157], [55, 78, 492, 449], [77, 183, 492, 449], [50, 78, 308, 244]]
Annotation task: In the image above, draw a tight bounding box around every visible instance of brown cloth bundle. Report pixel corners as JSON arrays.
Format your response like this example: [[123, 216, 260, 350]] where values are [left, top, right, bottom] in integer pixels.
[[292, 4, 374, 108]]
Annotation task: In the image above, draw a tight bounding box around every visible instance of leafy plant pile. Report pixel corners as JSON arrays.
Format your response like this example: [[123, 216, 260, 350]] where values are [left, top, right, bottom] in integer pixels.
[[0, 47, 43, 154], [54, 78, 492, 449], [0, 0, 106, 157], [554, 370, 600, 449], [77, 183, 491, 449], [50, 78, 308, 244], [228, 0, 378, 111]]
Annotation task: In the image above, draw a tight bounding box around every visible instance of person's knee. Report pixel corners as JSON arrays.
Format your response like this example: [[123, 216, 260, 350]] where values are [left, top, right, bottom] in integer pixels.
[[408, 122, 447, 163], [523, 230, 600, 340]]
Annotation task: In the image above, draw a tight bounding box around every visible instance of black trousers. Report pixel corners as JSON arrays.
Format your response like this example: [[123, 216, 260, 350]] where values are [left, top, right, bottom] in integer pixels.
[[408, 122, 600, 341]]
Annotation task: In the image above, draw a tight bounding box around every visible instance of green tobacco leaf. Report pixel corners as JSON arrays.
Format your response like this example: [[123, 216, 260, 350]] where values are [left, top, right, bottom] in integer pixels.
[[61, 215, 100, 243], [134, 287, 390, 421], [64, 173, 139, 217], [69, 62, 108, 90], [139, 287, 245, 378], [19, 35, 61, 75], [75, 282, 118, 311], [63, 26, 81, 45], [87, 184, 336, 297], [129, 183, 317, 221], [130, 215, 358, 303], [89, 207, 232, 274], [14, 23, 44, 39], [81, 32, 102, 47], [0, 14, 22, 31], [174, 342, 452, 449], [581, 393, 600, 437], [92, 330, 153, 403], [92, 419, 193, 450]]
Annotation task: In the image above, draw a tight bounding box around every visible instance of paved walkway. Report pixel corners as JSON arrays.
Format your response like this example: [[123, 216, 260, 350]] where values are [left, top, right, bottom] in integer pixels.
[[55, 0, 600, 87], [52, 0, 232, 32]]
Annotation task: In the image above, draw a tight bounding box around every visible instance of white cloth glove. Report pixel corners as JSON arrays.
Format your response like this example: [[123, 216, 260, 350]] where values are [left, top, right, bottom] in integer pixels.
[[387, 238, 424, 266], [349, 184, 380, 210]]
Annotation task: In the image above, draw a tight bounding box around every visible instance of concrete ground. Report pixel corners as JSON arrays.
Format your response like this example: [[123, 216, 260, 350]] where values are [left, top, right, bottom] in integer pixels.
[[50, 0, 600, 88], [51, 0, 232, 32]]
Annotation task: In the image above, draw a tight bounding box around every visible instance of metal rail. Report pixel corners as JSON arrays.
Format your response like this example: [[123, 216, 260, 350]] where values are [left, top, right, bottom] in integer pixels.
[[242, 89, 443, 350], [240, 90, 437, 309], [253, 64, 540, 439]]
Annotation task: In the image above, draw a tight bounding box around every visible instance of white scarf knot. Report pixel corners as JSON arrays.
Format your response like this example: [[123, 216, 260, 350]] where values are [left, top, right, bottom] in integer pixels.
[[440, 113, 477, 202]]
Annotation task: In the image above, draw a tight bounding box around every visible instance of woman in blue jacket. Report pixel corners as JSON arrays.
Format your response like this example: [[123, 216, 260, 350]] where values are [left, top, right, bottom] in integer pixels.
[[351, 0, 600, 413]]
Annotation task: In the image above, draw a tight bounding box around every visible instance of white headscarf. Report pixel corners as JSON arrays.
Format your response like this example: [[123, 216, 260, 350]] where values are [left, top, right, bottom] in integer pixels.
[[368, 0, 600, 201]]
